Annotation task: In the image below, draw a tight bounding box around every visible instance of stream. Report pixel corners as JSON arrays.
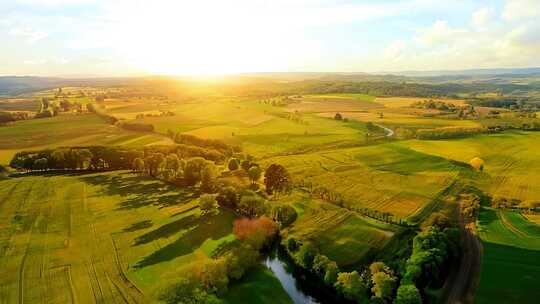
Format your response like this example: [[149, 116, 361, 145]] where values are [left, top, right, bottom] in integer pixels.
[[261, 246, 347, 304]]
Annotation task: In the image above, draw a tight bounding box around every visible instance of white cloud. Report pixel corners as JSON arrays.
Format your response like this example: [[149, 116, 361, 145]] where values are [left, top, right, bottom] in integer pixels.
[[8, 27, 48, 43], [23, 59, 48, 65], [472, 7, 495, 30], [503, 0, 540, 21], [415, 20, 469, 47], [384, 41, 406, 60]]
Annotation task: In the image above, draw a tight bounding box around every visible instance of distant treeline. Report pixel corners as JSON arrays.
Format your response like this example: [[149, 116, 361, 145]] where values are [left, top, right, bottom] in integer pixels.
[[0, 111, 29, 124], [235, 80, 539, 98], [10, 135, 239, 171]]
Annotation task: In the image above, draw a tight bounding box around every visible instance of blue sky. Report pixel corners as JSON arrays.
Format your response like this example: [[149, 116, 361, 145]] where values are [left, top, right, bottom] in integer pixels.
[[1, 0, 539, 76]]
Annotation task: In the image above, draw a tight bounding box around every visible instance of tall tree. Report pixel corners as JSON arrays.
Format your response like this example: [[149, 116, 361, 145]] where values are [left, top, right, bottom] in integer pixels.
[[264, 164, 291, 197]]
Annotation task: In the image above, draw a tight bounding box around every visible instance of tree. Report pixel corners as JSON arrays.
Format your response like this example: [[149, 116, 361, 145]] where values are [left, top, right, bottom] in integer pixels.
[[51, 150, 65, 169], [241, 160, 252, 172], [248, 166, 262, 185], [199, 194, 218, 215], [371, 271, 397, 300], [469, 157, 485, 171], [422, 212, 452, 230], [324, 261, 339, 286], [225, 244, 259, 279], [233, 216, 277, 250], [195, 257, 229, 295], [334, 271, 367, 303], [238, 193, 266, 217], [145, 153, 165, 177], [132, 158, 145, 173], [33, 158, 48, 171], [201, 161, 218, 192], [394, 284, 421, 304], [228, 158, 239, 171], [313, 254, 330, 276], [166, 154, 181, 177], [158, 277, 222, 304], [216, 186, 238, 209], [184, 157, 207, 186], [295, 242, 317, 269], [370, 262, 397, 300], [270, 204, 297, 227], [334, 113, 343, 120], [264, 164, 291, 197], [78, 149, 93, 169]]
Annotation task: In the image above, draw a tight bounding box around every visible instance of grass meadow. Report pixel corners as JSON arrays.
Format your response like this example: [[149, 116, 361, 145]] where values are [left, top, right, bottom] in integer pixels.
[[0, 172, 291, 303], [476, 208, 540, 303], [0, 114, 168, 164]]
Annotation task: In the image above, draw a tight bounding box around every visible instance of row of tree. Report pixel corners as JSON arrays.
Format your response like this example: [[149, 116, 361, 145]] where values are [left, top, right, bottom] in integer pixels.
[[159, 216, 279, 303], [286, 237, 414, 303]]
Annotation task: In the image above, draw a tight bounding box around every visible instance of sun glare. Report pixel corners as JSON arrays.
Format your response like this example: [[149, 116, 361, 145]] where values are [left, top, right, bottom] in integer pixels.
[[98, 1, 318, 76]]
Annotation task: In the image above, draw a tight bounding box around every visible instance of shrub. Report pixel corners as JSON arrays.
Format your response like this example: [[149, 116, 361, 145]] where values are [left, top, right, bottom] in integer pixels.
[[394, 284, 421, 304], [199, 194, 218, 215], [216, 186, 238, 209]]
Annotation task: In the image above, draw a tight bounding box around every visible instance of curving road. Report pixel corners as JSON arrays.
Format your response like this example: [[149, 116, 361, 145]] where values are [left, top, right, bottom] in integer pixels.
[[374, 124, 394, 137], [444, 206, 483, 304]]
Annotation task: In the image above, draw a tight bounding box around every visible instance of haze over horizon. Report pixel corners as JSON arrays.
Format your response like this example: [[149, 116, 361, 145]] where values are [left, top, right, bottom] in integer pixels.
[[1, 0, 540, 76]]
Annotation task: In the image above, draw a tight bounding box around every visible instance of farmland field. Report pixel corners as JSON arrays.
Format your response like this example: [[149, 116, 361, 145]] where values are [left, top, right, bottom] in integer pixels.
[[281, 194, 397, 267], [262, 142, 463, 219], [402, 131, 540, 203], [476, 208, 540, 303], [0, 172, 252, 303], [0, 114, 169, 164]]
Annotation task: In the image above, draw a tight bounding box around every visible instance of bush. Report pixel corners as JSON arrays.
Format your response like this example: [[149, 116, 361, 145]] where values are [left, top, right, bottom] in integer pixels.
[[394, 284, 421, 304], [270, 204, 297, 227], [216, 186, 238, 209], [199, 194, 218, 214]]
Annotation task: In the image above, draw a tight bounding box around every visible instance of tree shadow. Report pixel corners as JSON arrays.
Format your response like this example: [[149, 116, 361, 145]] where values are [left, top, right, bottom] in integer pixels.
[[133, 214, 199, 246], [122, 220, 153, 233], [133, 212, 233, 269], [80, 172, 199, 210]]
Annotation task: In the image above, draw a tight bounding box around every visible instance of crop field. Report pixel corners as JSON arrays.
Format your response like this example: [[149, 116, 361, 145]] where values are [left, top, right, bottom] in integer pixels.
[[285, 94, 382, 113], [0, 172, 241, 303], [476, 208, 540, 303], [0, 114, 168, 164], [402, 131, 540, 203], [373, 97, 466, 108], [102, 96, 371, 157], [282, 195, 396, 267], [0, 98, 39, 112], [263, 142, 463, 218]]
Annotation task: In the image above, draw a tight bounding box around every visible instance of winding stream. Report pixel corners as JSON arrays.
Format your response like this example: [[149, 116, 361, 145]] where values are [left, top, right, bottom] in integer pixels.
[[263, 252, 320, 304]]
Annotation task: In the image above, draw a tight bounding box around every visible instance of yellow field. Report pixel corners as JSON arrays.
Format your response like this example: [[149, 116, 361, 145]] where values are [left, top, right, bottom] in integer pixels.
[[373, 97, 466, 108], [402, 131, 540, 202]]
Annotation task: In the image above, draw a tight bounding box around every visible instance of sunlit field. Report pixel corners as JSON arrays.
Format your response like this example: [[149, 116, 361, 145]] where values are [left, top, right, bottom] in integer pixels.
[[3, 1, 540, 299]]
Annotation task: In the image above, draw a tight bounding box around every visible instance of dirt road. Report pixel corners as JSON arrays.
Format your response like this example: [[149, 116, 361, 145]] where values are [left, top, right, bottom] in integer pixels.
[[444, 207, 483, 304]]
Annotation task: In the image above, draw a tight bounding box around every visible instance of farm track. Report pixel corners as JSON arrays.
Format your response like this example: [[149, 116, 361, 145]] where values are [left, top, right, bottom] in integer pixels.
[[444, 202, 482, 304]]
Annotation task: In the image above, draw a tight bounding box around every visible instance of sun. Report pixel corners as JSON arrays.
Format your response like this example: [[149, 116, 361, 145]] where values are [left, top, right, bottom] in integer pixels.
[[100, 1, 317, 76]]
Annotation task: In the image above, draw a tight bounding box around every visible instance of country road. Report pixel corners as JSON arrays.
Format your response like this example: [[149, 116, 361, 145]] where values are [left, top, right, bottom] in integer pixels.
[[444, 206, 483, 304], [374, 124, 394, 137]]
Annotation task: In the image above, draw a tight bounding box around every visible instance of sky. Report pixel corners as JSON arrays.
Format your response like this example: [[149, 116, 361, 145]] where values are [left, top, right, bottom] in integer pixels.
[[1, 0, 540, 76]]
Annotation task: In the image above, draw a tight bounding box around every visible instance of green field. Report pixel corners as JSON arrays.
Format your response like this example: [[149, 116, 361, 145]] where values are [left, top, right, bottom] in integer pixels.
[[0, 114, 169, 164], [402, 131, 540, 203], [262, 142, 462, 218], [281, 195, 396, 267], [222, 266, 292, 304], [476, 208, 540, 303], [0, 172, 246, 303]]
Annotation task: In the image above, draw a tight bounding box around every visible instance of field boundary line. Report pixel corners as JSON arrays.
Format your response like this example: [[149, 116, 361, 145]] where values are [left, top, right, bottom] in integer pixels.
[[498, 210, 527, 237]]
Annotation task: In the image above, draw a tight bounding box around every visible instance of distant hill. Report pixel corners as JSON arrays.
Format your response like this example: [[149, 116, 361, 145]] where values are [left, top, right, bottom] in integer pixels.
[[0, 76, 136, 95]]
